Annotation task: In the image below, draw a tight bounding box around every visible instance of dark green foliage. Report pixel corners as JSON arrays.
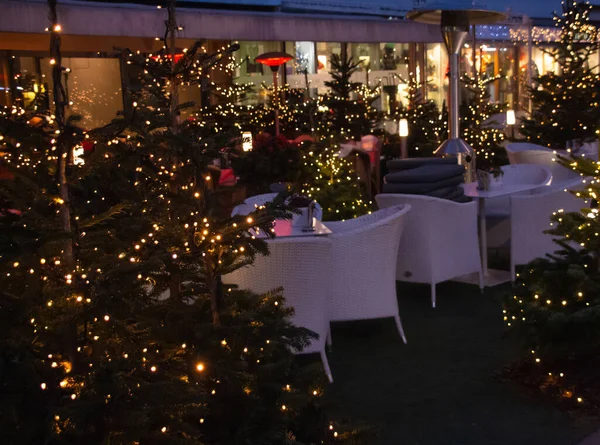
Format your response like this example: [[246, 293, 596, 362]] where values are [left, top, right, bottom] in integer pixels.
[[502, 153, 600, 407], [230, 132, 303, 194], [0, 28, 366, 445], [297, 142, 372, 220], [520, 1, 600, 148], [460, 74, 507, 171], [393, 76, 445, 157], [321, 54, 381, 141]]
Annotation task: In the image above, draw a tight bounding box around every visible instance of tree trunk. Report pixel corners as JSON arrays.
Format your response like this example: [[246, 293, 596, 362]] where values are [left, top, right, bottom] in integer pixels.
[[167, 0, 179, 126], [48, 0, 73, 267], [49, 0, 78, 371], [203, 255, 220, 326]]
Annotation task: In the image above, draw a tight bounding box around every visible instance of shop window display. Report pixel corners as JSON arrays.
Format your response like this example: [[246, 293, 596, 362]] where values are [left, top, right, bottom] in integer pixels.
[[426, 43, 448, 110], [41, 57, 124, 129]]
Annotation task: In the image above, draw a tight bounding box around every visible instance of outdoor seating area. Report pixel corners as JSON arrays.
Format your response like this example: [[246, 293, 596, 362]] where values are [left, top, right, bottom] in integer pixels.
[[224, 142, 589, 383], [4, 0, 600, 443]]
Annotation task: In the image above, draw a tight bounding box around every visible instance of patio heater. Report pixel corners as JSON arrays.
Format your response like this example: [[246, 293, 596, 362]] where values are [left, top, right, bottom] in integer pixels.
[[407, 2, 505, 182], [255, 52, 294, 137]]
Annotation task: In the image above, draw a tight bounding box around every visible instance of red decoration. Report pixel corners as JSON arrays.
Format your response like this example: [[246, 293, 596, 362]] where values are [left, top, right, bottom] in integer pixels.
[[255, 52, 293, 67], [151, 53, 184, 63]]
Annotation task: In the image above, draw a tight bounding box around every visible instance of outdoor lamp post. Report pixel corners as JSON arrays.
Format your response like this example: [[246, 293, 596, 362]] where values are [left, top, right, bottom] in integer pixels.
[[399, 118, 409, 158], [407, 1, 505, 182], [506, 109, 516, 140], [242, 131, 253, 152], [255, 52, 294, 137]]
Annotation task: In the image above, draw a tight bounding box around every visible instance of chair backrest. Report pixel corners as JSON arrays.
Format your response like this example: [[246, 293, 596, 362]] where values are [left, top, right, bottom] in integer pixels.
[[505, 142, 550, 164], [240, 193, 324, 221], [327, 205, 410, 315], [244, 193, 279, 208], [231, 203, 253, 216], [506, 150, 578, 182], [511, 185, 588, 267], [376, 194, 480, 282], [500, 164, 552, 186]]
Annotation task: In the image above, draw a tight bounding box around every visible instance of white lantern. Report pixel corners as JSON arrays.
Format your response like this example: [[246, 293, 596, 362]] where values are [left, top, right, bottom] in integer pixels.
[[399, 118, 409, 137], [242, 131, 253, 152], [73, 146, 85, 165], [506, 109, 516, 126]]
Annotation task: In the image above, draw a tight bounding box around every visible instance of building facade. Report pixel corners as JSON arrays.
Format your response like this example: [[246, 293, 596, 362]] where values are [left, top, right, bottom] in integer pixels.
[[1, 0, 597, 129]]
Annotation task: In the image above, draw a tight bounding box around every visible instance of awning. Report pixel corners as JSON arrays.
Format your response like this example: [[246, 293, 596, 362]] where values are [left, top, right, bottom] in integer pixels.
[[0, 0, 442, 43]]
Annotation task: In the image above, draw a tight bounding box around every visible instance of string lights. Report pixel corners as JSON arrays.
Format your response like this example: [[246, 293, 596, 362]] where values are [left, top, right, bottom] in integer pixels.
[[0, 2, 363, 443]]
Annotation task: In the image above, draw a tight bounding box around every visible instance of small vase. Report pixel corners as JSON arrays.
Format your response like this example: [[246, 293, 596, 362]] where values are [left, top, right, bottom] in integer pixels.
[[488, 174, 503, 190], [291, 207, 309, 227], [476, 170, 489, 191]]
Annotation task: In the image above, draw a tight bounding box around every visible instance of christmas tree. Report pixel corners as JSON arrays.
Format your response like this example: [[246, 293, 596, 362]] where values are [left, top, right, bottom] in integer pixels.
[[393, 76, 445, 157], [321, 53, 381, 142], [297, 142, 372, 221], [460, 73, 507, 170], [502, 153, 600, 408], [520, 1, 600, 148], [0, 1, 367, 443]]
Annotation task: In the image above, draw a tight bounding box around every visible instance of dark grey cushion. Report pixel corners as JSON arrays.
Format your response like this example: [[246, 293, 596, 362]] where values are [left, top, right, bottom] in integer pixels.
[[425, 186, 460, 198], [385, 164, 465, 184], [453, 195, 472, 203], [387, 157, 457, 172], [439, 187, 466, 200], [382, 174, 464, 194]]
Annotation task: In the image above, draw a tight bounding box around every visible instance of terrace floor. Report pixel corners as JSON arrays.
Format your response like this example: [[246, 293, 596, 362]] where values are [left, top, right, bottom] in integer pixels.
[[325, 279, 598, 445]]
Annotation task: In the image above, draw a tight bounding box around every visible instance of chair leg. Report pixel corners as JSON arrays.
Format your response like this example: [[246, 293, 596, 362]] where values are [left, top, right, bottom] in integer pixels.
[[320, 349, 334, 383], [478, 269, 485, 293], [431, 283, 436, 308], [394, 314, 407, 344]]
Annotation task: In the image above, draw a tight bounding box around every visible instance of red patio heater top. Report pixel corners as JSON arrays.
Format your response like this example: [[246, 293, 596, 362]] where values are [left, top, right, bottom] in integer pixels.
[[255, 52, 293, 71]]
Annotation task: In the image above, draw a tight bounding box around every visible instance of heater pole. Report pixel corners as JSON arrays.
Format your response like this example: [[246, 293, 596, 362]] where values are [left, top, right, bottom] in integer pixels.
[[272, 67, 280, 137]]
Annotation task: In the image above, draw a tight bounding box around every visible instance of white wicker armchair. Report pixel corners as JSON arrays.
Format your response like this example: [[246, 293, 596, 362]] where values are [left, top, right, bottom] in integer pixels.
[[485, 164, 553, 248], [222, 236, 334, 382], [505, 142, 552, 164], [506, 145, 580, 184], [244, 193, 279, 208], [509, 178, 588, 281], [324, 205, 411, 342], [485, 164, 552, 217], [376, 194, 482, 308], [238, 193, 323, 222]]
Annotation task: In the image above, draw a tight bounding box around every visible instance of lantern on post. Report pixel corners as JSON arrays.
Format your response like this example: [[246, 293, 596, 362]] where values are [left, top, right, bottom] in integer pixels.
[[399, 118, 409, 158], [506, 109, 516, 140], [242, 131, 253, 152], [255, 52, 293, 137], [407, 2, 505, 182]]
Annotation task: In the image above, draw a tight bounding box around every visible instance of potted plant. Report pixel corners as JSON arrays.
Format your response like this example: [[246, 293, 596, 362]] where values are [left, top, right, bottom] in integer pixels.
[[285, 194, 322, 228], [230, 133, 301, 195], [476, 166, 504, 191]]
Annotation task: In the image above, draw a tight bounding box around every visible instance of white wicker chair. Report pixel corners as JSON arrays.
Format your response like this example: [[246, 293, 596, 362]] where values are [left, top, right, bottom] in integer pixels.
[[375, 195, 483, 308], [505, 142, 552, 164], [509, 178, 587, 281], [324, 205, 410, 342], [485, 164, 553, 248], [244, 193, 279, 208], [485, 164, 552, 218], [506, 147, 580, 184], [222, 236, 334, 382], [240, 193, 323, 221]]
